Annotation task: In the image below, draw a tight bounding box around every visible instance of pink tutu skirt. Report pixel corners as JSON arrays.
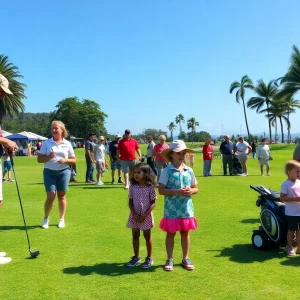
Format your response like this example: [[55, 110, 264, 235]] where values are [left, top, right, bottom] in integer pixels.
[[159, 217, 198, 233]]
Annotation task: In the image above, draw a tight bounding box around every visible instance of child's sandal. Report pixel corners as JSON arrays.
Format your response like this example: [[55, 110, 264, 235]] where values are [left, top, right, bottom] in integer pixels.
[[182, 258, 194, 270], [163, 259, 174, 271]]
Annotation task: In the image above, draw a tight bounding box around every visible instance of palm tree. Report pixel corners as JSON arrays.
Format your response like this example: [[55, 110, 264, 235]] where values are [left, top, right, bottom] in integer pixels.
[[277, 45, 300, 98], [229, 75, 254, 141], [187, 117, 199, 143], [247, 80, 278, 141], [262, 99, 289, 143], [167, 122, 176, 141], [282, 95, 300, 143], [175, 114, 185, 133], [0, 55, 26, 126]]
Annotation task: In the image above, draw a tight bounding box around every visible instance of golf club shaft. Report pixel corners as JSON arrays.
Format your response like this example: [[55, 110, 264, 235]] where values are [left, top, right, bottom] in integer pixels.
[[9, 152, 32, 252]]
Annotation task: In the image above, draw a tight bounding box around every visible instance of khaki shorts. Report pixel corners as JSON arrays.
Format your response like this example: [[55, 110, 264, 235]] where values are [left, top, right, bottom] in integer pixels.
[[259, 159, 270, 166], [237, 155, 248, 164], [96, 161, 105, 173], [120, 160, 136, 174]]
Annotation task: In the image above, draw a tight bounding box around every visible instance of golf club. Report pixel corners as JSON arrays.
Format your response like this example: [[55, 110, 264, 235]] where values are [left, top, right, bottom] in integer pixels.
[[9, 151, 40, 258]]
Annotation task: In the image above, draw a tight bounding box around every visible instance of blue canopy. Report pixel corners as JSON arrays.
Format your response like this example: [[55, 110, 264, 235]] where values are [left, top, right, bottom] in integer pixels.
[[6, 133, 29, 140]]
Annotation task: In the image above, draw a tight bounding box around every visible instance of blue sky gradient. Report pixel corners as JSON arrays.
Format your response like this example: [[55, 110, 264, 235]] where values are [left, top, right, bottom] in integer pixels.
[[2, 0, 300, 137]]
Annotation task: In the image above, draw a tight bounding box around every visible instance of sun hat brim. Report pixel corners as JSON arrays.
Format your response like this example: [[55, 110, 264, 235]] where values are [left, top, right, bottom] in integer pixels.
[[0, 85, 13, 95], [161, 147, 194, 162]]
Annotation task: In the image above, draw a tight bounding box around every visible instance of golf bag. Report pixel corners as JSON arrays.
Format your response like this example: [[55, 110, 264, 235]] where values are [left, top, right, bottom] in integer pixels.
[[250, 185, 288, 250], [232, 155, 243, 175]]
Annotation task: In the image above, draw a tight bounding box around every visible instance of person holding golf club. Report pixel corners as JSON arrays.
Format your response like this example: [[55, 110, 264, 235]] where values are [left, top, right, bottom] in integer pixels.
[[0, 74, 18, 264], [38, 121, 76, 229]]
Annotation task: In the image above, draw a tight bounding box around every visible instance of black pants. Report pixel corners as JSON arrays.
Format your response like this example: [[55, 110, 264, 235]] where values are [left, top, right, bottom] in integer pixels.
[[147, 157, 157, 176]]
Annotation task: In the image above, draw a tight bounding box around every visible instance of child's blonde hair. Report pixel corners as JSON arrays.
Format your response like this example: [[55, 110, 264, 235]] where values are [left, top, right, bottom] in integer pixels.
[[51, 121, 68, 138], [284, 160, 300, 175]]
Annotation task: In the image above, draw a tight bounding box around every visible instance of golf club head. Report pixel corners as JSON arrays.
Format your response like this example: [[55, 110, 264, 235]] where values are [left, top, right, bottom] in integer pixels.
[[30, 250, 40, 258]]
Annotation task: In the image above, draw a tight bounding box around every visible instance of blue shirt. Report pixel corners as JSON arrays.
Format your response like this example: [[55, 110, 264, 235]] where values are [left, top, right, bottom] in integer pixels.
[[220, 141, 234, 155]]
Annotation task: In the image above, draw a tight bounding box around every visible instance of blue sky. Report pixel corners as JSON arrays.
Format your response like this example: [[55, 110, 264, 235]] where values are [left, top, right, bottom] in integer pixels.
[[2, 0, 300, 137]]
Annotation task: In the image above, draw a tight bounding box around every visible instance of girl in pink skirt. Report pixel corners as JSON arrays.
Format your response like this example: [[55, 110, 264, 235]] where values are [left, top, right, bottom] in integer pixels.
[[126, 163, 157, 268], [159, 140, 198, 271]]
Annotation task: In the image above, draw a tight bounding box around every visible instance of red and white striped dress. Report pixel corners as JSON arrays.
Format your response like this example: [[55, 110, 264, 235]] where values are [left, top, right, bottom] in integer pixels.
[[126, 184, 157, 230]]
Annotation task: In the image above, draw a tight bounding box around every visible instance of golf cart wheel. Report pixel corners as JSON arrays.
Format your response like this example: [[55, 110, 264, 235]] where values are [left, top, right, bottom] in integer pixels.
[[252, 231, 268, 250]]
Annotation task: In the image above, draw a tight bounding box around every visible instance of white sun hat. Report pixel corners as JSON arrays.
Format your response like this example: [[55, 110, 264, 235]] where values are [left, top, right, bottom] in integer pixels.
[[0, 74, 13, 95], [161, 140, 194, 161]]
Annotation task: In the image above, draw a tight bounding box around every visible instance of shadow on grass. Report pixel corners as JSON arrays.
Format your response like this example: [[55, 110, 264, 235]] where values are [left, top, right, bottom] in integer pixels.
[[212, 244, 285, 263], [0, 225, 40, 231], [240, 218, 260, 224], [63, 262, 160, 276], [280, 256, 300, 267]]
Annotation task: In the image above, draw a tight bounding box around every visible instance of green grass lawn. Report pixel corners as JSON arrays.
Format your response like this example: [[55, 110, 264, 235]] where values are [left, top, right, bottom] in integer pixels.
[[1, 144, 299, 299]]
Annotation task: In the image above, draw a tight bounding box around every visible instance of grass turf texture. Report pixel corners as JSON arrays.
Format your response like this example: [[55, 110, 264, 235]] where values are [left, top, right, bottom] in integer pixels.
[[1, 144, 299, 299]]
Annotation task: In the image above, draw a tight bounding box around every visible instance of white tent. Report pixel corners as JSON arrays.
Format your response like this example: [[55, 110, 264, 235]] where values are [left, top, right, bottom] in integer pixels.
[[17, 131, 47, 141], [27, 132, 47, 141], [2, 130, 13, 137]]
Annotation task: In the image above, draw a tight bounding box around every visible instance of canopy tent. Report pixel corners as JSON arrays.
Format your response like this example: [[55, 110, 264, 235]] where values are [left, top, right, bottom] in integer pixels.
[[27, 132, 47, 141], [6, 131, 47, 141], [2, 130, 13, 137], [5, 133, 29, 140]]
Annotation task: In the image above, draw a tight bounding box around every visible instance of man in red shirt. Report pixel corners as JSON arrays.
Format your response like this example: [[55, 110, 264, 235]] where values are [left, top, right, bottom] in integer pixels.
[[117, 129, 142, 189], [0, 74, 17, 264]]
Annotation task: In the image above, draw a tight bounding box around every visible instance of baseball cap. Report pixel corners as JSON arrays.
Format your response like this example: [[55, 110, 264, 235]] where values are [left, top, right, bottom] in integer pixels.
[[0, 74, 13, 95], [115, 134, 121, 138], [125, 129, 131, 134]]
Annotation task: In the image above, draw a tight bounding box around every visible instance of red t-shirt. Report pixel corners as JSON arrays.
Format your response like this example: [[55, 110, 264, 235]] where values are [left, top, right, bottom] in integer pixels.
[[117, 138, 139, 161], [153, 143, 169, 162], [202, 145, 214, 160]]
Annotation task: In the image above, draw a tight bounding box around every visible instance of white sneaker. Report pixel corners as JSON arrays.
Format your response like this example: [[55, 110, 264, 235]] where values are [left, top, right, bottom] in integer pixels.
[[99, 181, 104, 185], [267, 173, 271, 176], [0, 256, 12, 264], [42, 218, 49, 229], [58, 219, 65, 228], [241, 173, 247, 177], [261, 173, 264, 176], [0, 252, 7, 257], [124, 185, 129, 189], [96, 181, 101, 186]]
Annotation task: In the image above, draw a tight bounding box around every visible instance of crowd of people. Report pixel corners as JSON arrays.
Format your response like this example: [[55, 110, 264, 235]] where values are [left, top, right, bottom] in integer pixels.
[[2, 72, 300, 267]]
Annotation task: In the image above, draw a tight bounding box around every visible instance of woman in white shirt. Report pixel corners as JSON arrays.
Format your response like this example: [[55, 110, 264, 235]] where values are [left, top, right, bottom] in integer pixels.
[[235, 136, 252, 176], [38, 121, 76, 229]]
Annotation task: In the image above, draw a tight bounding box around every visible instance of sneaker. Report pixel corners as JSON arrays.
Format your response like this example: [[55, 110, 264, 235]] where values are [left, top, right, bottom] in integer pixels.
[[181, 258, 194, 270], [2, 179, 7, 182], [42, 218, 49, 229], [118, 178, 124, 183], [124, 185, 129, 189], [127, 256, 141, 267], [0, 252, 7, 257], [141, 257, 154, 269], [96, 181, 102, 186], [111, 179, 115, 184], [7, 179, 14, 182], [58, 219, 65, 228], [0, 256, 12, 265], [267, 173, 271, 176], [261, 173, 264, 176], [286, 247, 296, 256], [99, 181, 104, 185]]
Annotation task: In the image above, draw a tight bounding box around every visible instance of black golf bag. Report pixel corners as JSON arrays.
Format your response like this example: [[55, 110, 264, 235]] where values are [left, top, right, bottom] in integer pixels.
[[232, 155, 243, 175], [250, 185, 288, 250]]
